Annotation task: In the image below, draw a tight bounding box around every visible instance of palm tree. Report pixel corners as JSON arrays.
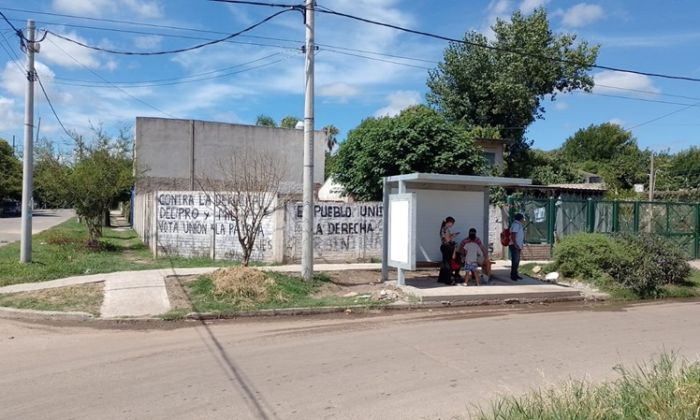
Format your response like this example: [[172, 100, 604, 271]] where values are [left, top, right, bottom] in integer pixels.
[[323, 124, 339, 153], [255, 114, 276, 127]]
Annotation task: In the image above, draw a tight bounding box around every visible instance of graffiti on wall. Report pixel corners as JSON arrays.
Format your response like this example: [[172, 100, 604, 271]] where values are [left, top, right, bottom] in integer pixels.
[[155, 191, 274, 260], [286, 202, 383, 261]]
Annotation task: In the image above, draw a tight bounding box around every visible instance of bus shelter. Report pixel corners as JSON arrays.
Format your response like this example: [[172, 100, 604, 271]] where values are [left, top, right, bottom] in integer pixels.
[[381, 173, 532, 284]]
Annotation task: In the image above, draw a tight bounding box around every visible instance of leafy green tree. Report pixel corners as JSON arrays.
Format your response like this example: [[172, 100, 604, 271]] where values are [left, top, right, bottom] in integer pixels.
[[526, 149, 581, 185], [280, 115, 300, 129], [32, 138, 72, 208], [560, 123, 648, 194], [67, 129, 134, 245], [255, 114, 276, 127], [0, 139, 21, 201], [668, 147, 700, 190], [426, 8, 598, 175], [332, 105, 486, 201], [323, 124, 340, 153]]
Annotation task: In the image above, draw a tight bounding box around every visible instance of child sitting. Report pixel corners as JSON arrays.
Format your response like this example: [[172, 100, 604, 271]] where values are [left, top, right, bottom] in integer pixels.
[[460, 241, 483, 286]]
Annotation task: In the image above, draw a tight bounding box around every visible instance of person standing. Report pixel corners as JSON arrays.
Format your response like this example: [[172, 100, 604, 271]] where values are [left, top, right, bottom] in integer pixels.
[[438, 217, 460, 284], [458, 228, 491, 281], [509, 213, 526, 281]]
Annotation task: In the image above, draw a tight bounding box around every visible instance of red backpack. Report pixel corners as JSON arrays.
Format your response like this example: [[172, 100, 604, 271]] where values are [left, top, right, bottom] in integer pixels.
[[500, 228, 511, 247]]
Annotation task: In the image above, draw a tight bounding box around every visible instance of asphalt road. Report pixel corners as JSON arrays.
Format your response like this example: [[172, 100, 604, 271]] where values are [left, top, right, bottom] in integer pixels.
[[0, 209, 74, 247], [1, 301, 699, 420]]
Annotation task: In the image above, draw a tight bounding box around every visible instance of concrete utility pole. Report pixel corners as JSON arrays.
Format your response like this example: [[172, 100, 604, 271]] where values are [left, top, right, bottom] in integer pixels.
[[301, 0, 315, 280], [20, 20, 36, 263], [648, 152, 655, 201]]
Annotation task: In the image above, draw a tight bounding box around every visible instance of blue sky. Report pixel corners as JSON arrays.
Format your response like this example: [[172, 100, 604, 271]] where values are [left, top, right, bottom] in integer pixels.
[[0, 0, 698, 154]]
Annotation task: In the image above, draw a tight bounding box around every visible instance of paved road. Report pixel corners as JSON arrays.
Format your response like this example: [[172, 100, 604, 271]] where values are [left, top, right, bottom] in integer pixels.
[[0, 209, 74, 247], [1, 301, 699, 420]]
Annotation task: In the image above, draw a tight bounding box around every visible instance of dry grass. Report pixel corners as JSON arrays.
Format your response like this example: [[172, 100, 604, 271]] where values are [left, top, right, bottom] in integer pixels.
[[0, 283, 103, 315], [210, 266, 283, 307]]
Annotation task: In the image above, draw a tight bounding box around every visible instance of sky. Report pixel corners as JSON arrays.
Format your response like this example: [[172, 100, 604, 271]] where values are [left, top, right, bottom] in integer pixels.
[[0, 0, 699, 155]]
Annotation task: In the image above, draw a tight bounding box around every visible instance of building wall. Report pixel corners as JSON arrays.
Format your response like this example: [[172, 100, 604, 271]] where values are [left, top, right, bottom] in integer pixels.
[[134, 117, 326, 192], [284, 202, 383, 263]]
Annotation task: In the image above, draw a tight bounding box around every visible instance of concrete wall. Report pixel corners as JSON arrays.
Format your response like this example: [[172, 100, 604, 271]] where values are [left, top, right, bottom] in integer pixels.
[[284, 202, 383, 263], [153, 191, 277, 261], [413, 189, 486, 263], [135, 117, 325, 192]]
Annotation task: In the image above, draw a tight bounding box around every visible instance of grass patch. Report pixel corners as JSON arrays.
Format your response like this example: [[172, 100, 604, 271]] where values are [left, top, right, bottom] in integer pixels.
[[660, 269, 700, 299], [171, 270, 377, 316], [0, 283, 103, 315], [0, 218, 233, 287], [474, 353, 700, 420]]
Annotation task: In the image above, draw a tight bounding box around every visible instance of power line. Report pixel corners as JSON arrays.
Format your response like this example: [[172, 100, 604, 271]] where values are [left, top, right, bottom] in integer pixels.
[[54, 53, 292, 88], [208, 0, 302, 7], [314, 6, 700, 83], [626, 101, 700, 130], [45, 37, 178, 119], [322, 47, 433, 70], [45, 9, 295, 56], [36, 74, 74, 140]]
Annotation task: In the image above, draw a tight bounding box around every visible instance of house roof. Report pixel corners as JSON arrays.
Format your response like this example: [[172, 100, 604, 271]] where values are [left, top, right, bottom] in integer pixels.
[[546, 183, 607, 191]]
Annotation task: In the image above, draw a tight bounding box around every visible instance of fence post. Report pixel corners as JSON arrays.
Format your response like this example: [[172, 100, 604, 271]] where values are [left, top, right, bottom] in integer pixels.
[[586, 197, 595, 233], [547, 196, 555, 245], [633, 201, 640, 233], [612, 200, 619, 233]]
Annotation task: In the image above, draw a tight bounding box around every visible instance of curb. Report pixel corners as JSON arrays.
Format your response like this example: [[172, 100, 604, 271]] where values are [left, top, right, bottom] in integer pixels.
[[0, 294, 588, 322], [0, 306, 94, 321]]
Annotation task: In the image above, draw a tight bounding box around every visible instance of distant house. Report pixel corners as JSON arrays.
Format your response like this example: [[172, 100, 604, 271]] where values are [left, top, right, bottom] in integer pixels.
[[474, 137, 506, 169]]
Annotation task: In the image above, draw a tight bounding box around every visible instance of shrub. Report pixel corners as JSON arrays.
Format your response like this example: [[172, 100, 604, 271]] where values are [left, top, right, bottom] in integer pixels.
[[551, 233, 691, 299], [552, 233, 633, 280]]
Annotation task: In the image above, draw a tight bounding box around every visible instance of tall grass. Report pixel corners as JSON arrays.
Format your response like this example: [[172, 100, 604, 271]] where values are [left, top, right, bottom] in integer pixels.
[[474, 353, 700, 420]]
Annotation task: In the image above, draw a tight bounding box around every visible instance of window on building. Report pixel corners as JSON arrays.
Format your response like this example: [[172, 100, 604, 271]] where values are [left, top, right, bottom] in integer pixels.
[[483, 152, 496, 167]]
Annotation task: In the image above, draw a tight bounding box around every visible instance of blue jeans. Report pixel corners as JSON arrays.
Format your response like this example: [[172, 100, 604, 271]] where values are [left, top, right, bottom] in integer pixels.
[[509, 245, 521, 280]]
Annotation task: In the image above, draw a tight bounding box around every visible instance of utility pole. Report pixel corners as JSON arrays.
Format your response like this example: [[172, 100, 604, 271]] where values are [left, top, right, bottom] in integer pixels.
[[648, 152, 655, 201], [20, 20, 37, 263], [301, 0, 315, 280]]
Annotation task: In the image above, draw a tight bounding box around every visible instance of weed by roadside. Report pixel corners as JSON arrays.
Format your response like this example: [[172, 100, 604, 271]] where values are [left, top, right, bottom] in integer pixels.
[[473, 353, 700, 420]]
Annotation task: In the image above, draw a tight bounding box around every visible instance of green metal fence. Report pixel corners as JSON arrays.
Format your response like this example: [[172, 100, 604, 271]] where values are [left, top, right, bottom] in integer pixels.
[[509, 197, 700, 259]]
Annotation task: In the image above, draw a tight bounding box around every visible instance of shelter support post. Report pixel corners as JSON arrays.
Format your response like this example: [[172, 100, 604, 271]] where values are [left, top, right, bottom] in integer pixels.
[[397, 180, 406, 286], [381, 177, 389, 281]]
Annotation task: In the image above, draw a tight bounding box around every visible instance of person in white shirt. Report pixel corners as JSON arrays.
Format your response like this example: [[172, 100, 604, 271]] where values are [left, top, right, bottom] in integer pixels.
[[509, 213, 526, 281]]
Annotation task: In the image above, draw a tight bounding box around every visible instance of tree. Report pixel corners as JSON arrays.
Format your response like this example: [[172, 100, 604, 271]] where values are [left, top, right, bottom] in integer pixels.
[[561, 123, 636, 163], [66, 128, 134, 245], [198, 147, 286, 266], [560, 123, 648, 194], [332, 105, 487, 201], [255, 114, 276, 127], [526, 149, 581, 185], [33, 138, 71, 208], [323, 124, 340, 153], [426, 8, 599, 175], [280, 115, 300, 129], [0, 139, 21, 201], [669, 147, 700, 190]]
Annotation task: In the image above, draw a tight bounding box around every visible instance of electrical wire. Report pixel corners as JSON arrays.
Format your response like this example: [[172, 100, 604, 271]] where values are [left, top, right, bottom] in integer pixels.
[[625, 101, 700, 130], [36, 74, 74, 139], [208, 0, 303, 7], [45, 8, 295, 56], [45, 37, 179, 119], [314, 5, 700, 83], [321, 47, 432, 70]]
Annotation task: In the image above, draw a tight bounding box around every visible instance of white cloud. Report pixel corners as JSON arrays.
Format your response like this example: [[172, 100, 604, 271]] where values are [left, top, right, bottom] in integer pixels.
[[0, 97, 21, 131], [374, 90, 421, 117], [43, 31, 101, 69], [520, 0, 550, 14], [482, 0, 513, 40], [52, 0, 163, 18], [133, 35, 163, 50], [560, 3, 604, 28], [609, 118, 625, 126], [593, 71, 660, 97], [318, 83, 360, 100], [554, 101, 569, 111]]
